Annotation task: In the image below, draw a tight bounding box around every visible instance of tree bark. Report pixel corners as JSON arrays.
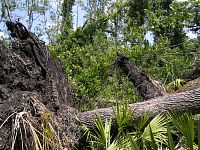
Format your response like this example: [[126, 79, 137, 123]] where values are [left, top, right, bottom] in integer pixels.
[[78, 87, 200, 127], [115, 55, 166, 100], [0, 29, 77, 149], [1, 25, 200, 149]]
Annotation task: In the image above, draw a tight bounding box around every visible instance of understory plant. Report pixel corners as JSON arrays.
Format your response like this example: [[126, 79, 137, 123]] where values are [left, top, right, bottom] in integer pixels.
[[82, 103, 200, 150]]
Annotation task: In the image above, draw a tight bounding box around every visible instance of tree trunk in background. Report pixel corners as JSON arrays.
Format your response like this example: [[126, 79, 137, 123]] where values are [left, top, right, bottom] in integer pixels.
[[115, 54, 166, 100]]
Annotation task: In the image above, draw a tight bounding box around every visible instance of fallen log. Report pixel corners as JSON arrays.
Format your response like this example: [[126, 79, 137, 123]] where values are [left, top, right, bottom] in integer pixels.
[[115, 54, 166, 100], [78, 87, 200, 127], [1, 21, 200, 149], [0, 22, 78, 149]]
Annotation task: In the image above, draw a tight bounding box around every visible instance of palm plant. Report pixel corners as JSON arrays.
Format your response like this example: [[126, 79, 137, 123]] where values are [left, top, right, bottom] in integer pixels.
[[169, 110, 195, 150], [167, 121, 175, 150], [129, 113, 168, 149], [82, 102, 200, 150], [82, 115, 130, 150], [113, 101, 133, 134], [82, 101, 169, 149]]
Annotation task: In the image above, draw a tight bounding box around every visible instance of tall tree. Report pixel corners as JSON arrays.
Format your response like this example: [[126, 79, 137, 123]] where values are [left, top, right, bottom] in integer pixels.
[[62, 0, 75, 29]]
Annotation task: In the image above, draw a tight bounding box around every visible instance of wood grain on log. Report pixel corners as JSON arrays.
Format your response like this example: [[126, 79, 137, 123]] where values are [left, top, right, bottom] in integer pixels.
[[78, 87, 200, 127]]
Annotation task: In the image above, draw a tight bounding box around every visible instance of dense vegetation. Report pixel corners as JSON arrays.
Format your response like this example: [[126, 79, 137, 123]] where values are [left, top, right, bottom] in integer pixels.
[[54, 1, 200, 148], [50, 0, 200, 110], [81, 105, 200, 150], [1, 0, 200, 149]]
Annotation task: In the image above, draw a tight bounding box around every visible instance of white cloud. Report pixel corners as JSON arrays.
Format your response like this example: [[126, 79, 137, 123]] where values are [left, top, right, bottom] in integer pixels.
[[0, 32, 6, 40], [186, 31, 197, 39], [49, 0, 63, 8]]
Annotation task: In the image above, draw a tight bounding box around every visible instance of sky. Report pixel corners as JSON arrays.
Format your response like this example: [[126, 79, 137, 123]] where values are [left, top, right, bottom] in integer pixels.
[[0, 0, 63, 42], [0, 0, 198, 43]]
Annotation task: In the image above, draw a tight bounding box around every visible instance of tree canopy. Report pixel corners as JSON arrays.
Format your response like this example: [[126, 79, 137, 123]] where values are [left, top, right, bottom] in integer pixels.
[[1, 0, 200, 149]]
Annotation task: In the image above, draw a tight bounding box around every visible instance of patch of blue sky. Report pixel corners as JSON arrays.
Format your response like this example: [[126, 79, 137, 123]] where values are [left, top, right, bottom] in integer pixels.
[[0, 0, 62, 42], [72, 2, 86, 28], [0, 0, 198, 44]]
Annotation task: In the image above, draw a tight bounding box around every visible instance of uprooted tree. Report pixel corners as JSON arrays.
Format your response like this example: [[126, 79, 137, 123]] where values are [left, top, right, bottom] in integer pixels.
[[1, 21, 200, 149], [0, 21, 79, 149]]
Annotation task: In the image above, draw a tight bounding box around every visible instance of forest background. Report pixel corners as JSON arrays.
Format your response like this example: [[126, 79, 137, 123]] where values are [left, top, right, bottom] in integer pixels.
[[0, 0, 200, 111], [1, 0, 200, 149]]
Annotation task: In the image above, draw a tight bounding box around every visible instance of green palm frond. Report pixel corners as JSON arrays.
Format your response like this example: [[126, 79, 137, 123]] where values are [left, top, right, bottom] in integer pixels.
[[170, 110, 194, 150], [142, 113, 168, 145], [94, 116, 112, 148], [83, 115, 132, 150], [134, 111, 151, 131], [107, 136, 130, 150], [113, 101, 133, 132], [128, 135, 139, 150], [167, 121, 175, 150], [149, 124, 158, 150]]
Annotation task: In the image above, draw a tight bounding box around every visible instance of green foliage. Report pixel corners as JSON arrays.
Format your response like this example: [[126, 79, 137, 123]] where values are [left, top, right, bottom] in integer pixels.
[[134, 111, 151, 131], [113, 101, 133, 133], [31, 4, 46, 13], [129, 113, 168, 149], [1, 0, 5, 19], [128, 135, 139, 150], [82, 116, 130, 150], [51, 0, 200, 111], [198, 118, 200, 149], [112, 108, 168, 149], [127, 0, 148, 26], [167, 122, 175, 150], [170, 111, 194, 150], [142, 114, 168, 144], [62, 0, 75, 28], [93, 117, 112, 149], [149, 125, 158, 150], [52, 24, 141, 110], [166, 78, 186, 93], [82, 108, 200, 149]]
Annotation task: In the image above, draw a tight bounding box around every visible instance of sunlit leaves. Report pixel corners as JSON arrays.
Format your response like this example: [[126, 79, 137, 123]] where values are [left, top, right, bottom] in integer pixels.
[[142, 114, 168, 145], [113, 101, 133, 133], [170, 111, 194, 150], [52, 0, 200, 112]]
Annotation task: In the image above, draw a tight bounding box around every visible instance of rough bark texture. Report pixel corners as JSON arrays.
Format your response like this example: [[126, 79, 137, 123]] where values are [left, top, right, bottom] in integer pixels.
[[115, 55, 166, 100], [0, 41, 74, 110], [78, 87, 200, 127], [1, 23, 200, 149], [0, 34, 79, 149]]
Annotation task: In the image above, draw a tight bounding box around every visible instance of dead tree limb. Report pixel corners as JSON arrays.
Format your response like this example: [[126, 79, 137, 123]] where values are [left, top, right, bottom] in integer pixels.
[[78, 87, 200, 127], [115, 55, 166, 100]]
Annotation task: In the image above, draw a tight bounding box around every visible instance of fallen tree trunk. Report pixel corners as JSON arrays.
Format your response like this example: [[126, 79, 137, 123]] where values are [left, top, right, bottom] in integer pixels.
[[0, 22, 78, 149], [1, 22, 200, 149], [115, 54, 166, 100], [78, 87, 200, 127]]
